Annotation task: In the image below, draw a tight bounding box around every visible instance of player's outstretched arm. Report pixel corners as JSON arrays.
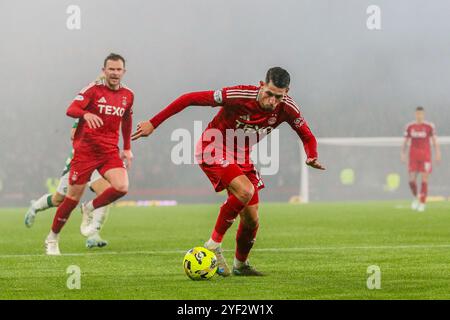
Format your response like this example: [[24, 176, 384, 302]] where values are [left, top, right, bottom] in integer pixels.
[[131, 121, 155, 141], [131, 91, 217, 141]]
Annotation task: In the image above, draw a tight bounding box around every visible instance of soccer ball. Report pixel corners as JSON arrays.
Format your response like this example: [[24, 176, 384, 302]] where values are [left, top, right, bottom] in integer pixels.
[[183, 247, 218, 280]]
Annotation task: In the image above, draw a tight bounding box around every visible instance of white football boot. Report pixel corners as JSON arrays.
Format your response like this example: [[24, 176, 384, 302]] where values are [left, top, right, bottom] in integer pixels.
[[417, 202, 426, 212], [45, 233, 61, 256], [84, 206, 109, 248], [411, 199, 419, 211], [24, 200, 37, 228], [80, 202, 94, 237], [86, 233, 108, 249]]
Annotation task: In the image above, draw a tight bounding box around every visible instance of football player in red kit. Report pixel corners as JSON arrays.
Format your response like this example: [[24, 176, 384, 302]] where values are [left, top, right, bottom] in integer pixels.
[[401, 106, 441, 212], [45, 53, 134, 255], [132, 67, 324, 276]]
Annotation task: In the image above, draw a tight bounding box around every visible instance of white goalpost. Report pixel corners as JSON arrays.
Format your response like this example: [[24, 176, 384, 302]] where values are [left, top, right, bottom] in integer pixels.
[[299, 136, 450, 203]]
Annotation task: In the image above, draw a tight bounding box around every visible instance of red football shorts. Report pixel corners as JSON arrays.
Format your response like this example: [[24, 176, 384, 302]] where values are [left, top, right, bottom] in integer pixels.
[[408, 158, 432, 173], [199, 161, 264, 193], [69, 151, 126, 185]]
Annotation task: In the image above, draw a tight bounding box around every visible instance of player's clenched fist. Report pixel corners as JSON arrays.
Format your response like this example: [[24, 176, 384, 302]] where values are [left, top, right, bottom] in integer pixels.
[[131, 121, 155, 140], [83, 113, 104, 129]]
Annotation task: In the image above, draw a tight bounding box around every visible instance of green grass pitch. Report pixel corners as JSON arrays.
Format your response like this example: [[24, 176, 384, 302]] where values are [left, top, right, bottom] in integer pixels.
[[1, 201, 450, 300]]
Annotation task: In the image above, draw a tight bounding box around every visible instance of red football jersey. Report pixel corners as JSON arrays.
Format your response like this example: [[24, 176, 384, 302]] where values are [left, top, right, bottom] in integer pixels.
[[150, 85, 317, 167], [404, 121, 435, 160], [67, 79, 134, 155], [196, 85, 315, 165]]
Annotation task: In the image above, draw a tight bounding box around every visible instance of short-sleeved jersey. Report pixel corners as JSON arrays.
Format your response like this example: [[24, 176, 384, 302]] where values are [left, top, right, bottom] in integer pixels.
[[195, 85, 315, 165], [404, 121, 435, 160], [70, 80, 134, 155]]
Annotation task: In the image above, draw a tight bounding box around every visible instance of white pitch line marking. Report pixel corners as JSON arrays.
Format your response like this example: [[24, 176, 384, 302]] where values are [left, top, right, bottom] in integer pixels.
[[1, 244, 450, 258]]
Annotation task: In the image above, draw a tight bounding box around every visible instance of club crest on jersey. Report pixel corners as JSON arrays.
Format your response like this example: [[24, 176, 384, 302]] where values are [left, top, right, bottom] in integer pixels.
[[122, 96, 127, 107], [268, 117, 277, 125]]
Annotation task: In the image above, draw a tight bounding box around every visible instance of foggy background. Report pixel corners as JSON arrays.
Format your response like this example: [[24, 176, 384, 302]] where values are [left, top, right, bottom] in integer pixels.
[[1, 0, 449, 206]]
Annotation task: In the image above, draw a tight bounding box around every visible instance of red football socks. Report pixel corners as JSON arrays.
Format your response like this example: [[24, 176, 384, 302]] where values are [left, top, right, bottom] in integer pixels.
[[420, 182, 428, 203], [92, 187, 127, 209], [51, 197, 79, 233], [409, 181, 417, 197], [211, 194, 246, 243], [235, 222, 259, 262]]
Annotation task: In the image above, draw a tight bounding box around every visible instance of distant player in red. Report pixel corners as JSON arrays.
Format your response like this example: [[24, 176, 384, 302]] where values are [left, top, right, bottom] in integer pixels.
[[132, 67, 325, 276], [45, 53, 134, 255], [401, 106, 441, 212]]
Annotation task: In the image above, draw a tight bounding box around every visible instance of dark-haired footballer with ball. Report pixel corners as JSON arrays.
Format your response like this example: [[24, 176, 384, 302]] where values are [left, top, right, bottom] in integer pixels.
[[132, 67, 325, 276]]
